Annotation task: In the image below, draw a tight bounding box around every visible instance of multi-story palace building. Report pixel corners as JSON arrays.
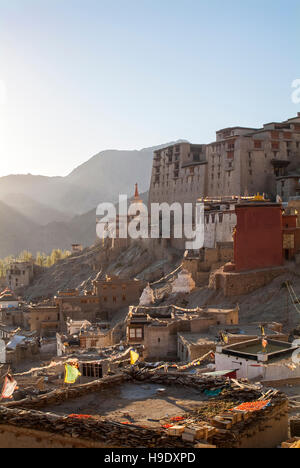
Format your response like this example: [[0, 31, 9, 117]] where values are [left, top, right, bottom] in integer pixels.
[[148, 113, 300, 205]]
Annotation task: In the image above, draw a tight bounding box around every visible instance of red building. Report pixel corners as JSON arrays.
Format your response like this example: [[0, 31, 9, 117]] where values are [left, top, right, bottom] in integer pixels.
[[282, 214, 300, 261], [234, 202, 283, 272]]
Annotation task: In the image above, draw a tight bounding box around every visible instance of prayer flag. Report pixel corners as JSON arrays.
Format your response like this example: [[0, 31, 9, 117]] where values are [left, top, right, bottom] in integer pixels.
[[1, 376, 18, 399], [64, 364, 81, 384], [130, 350, 139, 365], [262, 338, 268, 349]]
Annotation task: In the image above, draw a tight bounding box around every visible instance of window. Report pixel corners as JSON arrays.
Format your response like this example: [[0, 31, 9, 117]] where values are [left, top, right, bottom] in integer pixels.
[[82, 363, 103, 378], [254, 140, 262, 149], [129, 327, 143, 339]]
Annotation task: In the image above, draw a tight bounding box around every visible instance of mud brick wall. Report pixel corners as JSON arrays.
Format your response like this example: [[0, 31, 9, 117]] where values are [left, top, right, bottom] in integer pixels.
[[290, 418, 300, 438], [126, 369, 257, 396], [2, 374, 128, 410], [0, 406, 195, 449], [212, 399, 289, 449], [210, 266, 287, 296]]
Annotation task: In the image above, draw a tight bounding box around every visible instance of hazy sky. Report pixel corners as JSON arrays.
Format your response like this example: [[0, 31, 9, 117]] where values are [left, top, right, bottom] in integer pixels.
[[0, 0, 299, 177]]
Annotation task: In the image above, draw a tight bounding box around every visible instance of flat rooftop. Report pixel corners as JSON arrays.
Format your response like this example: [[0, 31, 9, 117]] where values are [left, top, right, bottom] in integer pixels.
[[179, 333, 215, 347], [39, 382, 208, 428], [219, 338, 297, 362]]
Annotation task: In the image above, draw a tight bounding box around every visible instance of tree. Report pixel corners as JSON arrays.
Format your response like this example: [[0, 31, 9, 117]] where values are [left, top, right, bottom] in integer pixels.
[[50, 249, 63, 265], [18, 250, 33, 262], [36, 252, 47, 267]]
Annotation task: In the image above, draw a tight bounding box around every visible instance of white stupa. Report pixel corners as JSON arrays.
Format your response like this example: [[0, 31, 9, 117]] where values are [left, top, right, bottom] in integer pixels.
[[139, 284, 155, 306], [172, 269, 195, 294]]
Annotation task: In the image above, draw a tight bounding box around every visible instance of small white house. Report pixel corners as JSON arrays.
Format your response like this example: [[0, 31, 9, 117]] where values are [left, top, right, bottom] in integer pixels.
[[66, 319, 92, 336], [215, 338, 300, 382]]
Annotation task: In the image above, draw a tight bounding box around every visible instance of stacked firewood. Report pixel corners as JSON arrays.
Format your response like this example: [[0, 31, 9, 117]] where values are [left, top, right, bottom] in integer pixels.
[[0, 406, 195, 448]]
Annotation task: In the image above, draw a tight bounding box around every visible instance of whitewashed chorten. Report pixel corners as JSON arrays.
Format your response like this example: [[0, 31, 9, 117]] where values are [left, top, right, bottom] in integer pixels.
[[139, 284, 155, 306], [172, 269, 195, 294]]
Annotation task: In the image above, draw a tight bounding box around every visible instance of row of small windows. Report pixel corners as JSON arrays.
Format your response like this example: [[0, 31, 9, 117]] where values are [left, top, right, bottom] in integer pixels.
[[103, 295, 127, 303]]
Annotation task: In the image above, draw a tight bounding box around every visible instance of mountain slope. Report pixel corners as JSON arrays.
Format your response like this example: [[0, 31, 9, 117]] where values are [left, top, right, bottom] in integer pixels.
[[0, 191, 149, 257], [1, 193, 71, 225], [0, 201, 39, 257]]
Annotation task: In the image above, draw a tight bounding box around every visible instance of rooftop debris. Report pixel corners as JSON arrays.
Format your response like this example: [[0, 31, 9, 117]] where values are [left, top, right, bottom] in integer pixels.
[[0, 366, 289, 448]]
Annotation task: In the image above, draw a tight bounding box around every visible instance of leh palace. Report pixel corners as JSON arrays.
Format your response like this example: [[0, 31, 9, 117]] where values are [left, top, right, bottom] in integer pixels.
[[2, 113, 300, 450]]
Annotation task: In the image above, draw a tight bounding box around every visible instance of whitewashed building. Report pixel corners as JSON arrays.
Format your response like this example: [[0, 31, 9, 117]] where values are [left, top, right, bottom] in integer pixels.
[[215, 338, 300, 382]]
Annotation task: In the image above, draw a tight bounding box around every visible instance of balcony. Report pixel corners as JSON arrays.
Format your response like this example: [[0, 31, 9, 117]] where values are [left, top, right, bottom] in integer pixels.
[[271, 159, 290, 169]]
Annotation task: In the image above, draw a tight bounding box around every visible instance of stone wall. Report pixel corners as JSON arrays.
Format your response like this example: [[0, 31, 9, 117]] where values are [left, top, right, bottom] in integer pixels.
[[183, 243, 234, 287], [223, 400, 288, 449], [3, 374, 127, 410], [210, 265, 287, 296], [6, 342, 40, 366], [0, 424, 109, 448]]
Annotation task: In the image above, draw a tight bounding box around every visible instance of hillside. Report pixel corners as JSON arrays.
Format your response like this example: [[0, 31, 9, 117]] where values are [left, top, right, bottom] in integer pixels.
[[1, 193, 70, 225], [0, 205, 96, 258], [0, 201, 39, 257], [0, 191, 149, 258], [22, 239, 300, 331], [23, 241, 178, 302]]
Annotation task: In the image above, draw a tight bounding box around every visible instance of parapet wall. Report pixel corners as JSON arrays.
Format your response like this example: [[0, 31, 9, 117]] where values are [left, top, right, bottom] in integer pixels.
[[224, 399, 288, 449], [2, 374, 127, 410]]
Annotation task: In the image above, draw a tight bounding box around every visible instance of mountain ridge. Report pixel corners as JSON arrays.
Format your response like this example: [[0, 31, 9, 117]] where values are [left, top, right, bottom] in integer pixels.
[[0, 140, 185, 257]]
